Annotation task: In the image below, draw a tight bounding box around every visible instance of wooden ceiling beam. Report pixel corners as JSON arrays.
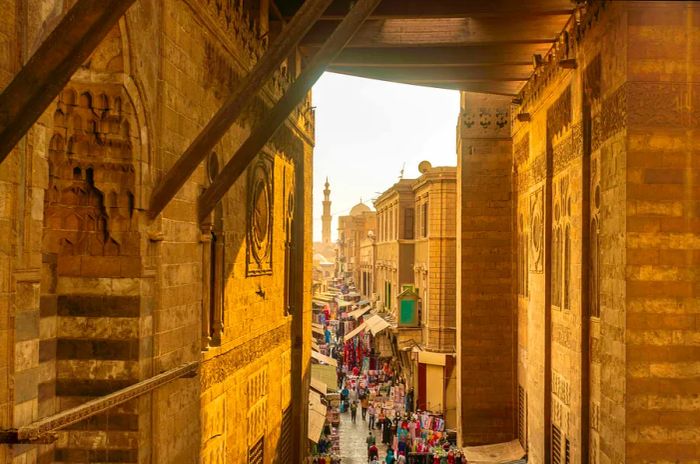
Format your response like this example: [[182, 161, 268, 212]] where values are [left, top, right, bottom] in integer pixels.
[[316, 45, 551, 67], [0, 0, 137, 165], [327, 64, 532, 82], [199, 0, 382, 223], [287, 0, 574, 20], [300, 16, 567, 48]]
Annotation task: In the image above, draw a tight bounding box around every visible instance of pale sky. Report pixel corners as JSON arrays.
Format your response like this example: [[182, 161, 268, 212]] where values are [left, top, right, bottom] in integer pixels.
[[312, 72, 460, 242]]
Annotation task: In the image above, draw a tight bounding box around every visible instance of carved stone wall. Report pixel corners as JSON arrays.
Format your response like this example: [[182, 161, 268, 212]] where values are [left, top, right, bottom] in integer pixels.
[[1, 0, 314, 462], [456, 92, 514, 446]]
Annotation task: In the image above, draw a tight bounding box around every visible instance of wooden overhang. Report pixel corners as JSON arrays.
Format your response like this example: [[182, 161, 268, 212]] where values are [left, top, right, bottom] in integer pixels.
[[276, 0, 575, 95]]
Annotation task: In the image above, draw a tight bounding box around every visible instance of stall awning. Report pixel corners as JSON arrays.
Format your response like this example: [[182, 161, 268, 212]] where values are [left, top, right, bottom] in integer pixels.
[[310, 377, 327, 396], [312, 363, 338, 391], [365, 315, 392, 336], [357, 300, 370, 307], [312, 324, 325, 337], [348, 305, 372, 320], [343, 322, 367, 342], [337, 300, 354, 308], [308, 390, 328, 444], [311, 350, 338, 367], [311, 340, 320, 351]]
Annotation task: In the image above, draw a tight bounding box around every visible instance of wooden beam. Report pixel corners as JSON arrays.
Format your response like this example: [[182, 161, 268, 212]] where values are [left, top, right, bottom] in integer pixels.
[[292, 0, 574, 20], [301, 16, 568, 48], [324, 45, 548, 67], [327, 64, 532, 82], [0, 0, 136, 165], [198, 0, 383, 223], [5, 362, 198, 442], [147, 0, 333, 219]]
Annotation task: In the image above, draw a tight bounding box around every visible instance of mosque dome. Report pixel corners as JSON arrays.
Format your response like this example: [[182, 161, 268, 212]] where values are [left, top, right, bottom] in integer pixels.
[[350, 202, 371, 216]]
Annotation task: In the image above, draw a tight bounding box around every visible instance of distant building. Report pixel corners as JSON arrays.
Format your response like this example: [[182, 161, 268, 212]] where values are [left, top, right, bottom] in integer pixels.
[[411, 162, 457, 426], [370, 163, 458, 429], [374, 179, 416, 313], [337, 201, 376, 284], [322, 177, 332, 244]]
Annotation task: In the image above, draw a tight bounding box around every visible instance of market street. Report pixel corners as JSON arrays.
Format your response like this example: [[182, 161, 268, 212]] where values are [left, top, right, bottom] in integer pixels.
[[336, 410, 386, 464]]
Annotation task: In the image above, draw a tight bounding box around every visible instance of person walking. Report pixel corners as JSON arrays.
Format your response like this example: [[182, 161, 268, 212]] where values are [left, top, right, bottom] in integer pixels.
[[350, 400, 358, 423], [381, 416, 393, 445], [367, 403, 376, 430], [384, 448, 396, 464], [361, 394, 369, 420], [366, 431, 376, 446]]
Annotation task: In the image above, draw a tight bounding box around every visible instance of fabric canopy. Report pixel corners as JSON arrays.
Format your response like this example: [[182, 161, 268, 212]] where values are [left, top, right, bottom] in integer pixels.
[[337, 300, 354, 308], [343, 322, 367, 342], [347, 305, 372, 320], [365, 315, 392, 335], [311, 350, 338, 367]]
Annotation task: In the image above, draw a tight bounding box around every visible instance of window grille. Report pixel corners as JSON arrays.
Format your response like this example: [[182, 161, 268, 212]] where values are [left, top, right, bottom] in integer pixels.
[[248, 437, 264, 464], [552, 424, 562, 464]]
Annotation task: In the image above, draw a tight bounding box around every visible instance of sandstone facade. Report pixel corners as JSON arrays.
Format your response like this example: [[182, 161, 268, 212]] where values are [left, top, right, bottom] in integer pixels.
[[0, 1, 313, 463], [457, 2, 700, 463]]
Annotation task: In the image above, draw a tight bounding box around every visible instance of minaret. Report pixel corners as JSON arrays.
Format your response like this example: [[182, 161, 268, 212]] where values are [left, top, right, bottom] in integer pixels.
[[322, 177, 332, 244]]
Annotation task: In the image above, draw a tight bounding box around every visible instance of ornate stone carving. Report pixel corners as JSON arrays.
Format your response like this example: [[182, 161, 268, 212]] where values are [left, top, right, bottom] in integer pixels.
[[553, 122, 584, 175], [529, 188, 544, 273], [552, 370, 571, 406], [246, 153, 274, 276], [199, 323, 290, 390], [514, 134, 530, 167], [531, 152, 547, 185], [547, 86, 572, 137], [45, 84, 140, 259]]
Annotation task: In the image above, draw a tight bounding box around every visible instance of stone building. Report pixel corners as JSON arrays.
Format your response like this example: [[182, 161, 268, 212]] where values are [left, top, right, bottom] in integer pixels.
[[0, 0, 316, 462], [1, 0, 699, 463], [336, 202, 375, 285], [455, 2, 700, 463], [373, 179, 416, 313], [358, 233, 376, 298], [411, 163, 458, 427]]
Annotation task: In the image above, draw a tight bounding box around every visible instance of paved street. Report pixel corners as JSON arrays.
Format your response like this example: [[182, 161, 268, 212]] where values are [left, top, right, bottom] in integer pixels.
[[337, 409, 387, 464]]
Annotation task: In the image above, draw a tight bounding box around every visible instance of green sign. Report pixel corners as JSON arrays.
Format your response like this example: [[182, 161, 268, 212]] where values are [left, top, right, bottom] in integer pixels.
[[400, 299, 417, 326]]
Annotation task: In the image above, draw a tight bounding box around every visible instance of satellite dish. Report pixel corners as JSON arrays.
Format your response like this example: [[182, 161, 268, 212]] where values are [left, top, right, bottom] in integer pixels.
[[418, 160, 432, 174]]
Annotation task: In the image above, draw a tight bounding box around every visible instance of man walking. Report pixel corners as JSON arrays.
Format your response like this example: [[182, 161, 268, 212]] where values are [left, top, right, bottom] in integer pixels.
[[367, 403, 376, 430], [360, 391, 369, 420], [350, 400, 358, 423]]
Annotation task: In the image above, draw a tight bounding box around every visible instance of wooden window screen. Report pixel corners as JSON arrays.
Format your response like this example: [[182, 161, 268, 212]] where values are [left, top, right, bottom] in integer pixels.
[[552, 424, 562, 464], [518, 385, 527, 449], [248, 437, 264, 464]]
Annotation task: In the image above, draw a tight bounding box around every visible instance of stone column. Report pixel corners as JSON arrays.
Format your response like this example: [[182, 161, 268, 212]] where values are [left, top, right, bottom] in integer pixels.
[[456, 92, 515, 446]]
